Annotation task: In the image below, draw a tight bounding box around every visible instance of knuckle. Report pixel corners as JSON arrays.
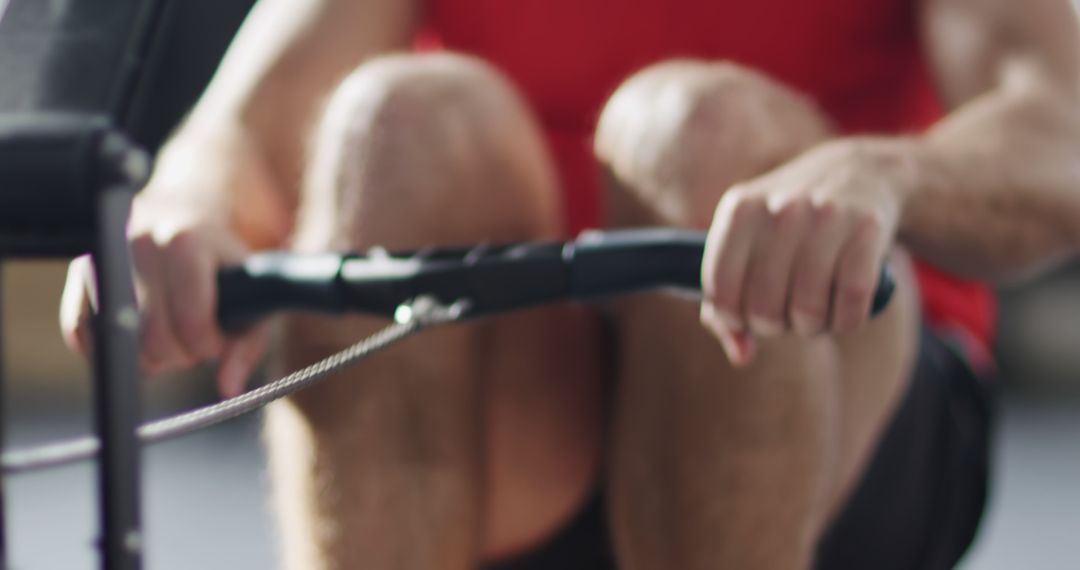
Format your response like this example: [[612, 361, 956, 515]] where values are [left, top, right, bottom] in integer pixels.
[[687, 90, 740, 133], [66, 255, 90, 277], [810, 201, 838, 226], [850, 209, 883, 235], [725, 191, 765, 225], [705, 63, 764, 101], [161, 229, 202, 259], [126, 218, 151, 240], [725, 183, 753, 203], [710, 60, 741, 77], [773, 198, 810, 226], [128, 232, 159, 260]]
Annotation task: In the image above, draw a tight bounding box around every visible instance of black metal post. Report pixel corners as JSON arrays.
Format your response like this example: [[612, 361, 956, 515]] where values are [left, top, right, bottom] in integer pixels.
[[90, 134, 149, 570], [0, 260, 8, 568]]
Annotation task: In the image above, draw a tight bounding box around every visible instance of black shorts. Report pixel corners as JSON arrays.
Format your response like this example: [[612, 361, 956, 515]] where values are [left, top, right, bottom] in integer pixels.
[[488, 329, 995, 570]]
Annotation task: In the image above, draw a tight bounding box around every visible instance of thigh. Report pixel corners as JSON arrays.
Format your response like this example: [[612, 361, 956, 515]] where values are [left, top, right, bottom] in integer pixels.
[[598, 59, 921, 567], [487, 330, 994, 570], [492, 58, 926, 570], [815, 330, 995, 570], [264, 52, 607, 567]]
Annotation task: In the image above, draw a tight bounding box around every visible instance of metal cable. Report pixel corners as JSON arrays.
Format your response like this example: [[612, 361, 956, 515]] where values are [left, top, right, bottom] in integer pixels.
[[2, 296, 470, 475]]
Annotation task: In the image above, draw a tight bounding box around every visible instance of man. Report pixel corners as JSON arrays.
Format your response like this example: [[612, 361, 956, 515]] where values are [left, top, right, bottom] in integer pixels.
[[59, 0, 1080, 568]]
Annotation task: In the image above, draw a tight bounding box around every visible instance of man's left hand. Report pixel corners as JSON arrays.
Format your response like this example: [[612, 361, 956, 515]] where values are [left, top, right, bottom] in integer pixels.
[[700, 138, 915, 365]]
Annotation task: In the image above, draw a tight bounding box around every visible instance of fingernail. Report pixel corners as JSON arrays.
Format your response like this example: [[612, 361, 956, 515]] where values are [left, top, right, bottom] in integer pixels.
[[743, 335, 758, 364], [749, 315, 783, 337], [719, 334, 743, 366], [701, 302, 717, 324], [702, 303, 726, 330], [790, 310, 820, 336], [718, 330, 750, 367], [713, 307, 744, 331], [732, 332, 757, 367]]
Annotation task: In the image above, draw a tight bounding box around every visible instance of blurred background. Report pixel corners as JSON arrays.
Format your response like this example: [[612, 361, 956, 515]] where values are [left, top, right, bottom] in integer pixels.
[[2, 0, 1080, 568]]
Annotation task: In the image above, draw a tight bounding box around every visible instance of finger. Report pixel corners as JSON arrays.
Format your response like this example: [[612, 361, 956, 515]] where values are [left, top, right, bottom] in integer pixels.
[[702, 188, 764, 330], [701, 302, 757, 366], [788, 203, 848, 336], [216, 325, 269, 399], [161, 232, 224, 361], [829, 217, 888, 333], [743, 198, 810, 336], [60, 255, 95, 357], [130, 235, 195, 374]]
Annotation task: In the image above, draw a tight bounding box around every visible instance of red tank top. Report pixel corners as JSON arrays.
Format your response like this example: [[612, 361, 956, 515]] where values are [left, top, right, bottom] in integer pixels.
[[417, 0, 996, 347]]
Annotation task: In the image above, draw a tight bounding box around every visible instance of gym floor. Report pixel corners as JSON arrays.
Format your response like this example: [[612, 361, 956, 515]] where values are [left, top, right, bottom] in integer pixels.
[[5, 390, 1080, 569]]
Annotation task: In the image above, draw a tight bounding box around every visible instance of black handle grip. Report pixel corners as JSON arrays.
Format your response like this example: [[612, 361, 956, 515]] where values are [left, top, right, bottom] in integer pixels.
[[217, 229, 896, 331], [216, 253, 348, 332], [568, 228, 895, 316]]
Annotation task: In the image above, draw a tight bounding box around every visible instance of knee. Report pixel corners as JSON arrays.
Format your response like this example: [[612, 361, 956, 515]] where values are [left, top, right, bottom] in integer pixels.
[[319, 53, 523, 150], [297, 53, 557, 251], [596, 60, 831, 228]]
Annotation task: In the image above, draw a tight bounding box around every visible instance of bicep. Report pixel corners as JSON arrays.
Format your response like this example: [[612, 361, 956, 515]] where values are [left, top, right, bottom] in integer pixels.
[[923, 0, 1080, 108]]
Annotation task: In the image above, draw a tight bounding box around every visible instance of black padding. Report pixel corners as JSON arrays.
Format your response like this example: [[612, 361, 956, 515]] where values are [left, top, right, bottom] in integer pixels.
[[0, 0, 145, 114], [123, 0, 255, 152], [0, 114, 104, 232], [0, 0, 164, 254]]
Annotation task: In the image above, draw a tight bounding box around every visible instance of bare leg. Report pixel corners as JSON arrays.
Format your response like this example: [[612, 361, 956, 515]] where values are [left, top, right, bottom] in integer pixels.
[[595, 61, 920, 569], [265, 54, 606, 570]]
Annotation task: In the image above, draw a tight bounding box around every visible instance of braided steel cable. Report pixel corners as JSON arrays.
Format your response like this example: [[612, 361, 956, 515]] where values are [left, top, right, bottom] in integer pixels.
[[2, 297, 469, 474]]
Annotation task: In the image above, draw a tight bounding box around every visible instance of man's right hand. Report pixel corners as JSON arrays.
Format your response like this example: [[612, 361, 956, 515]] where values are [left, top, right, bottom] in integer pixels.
[[59, 130, 284, 399]]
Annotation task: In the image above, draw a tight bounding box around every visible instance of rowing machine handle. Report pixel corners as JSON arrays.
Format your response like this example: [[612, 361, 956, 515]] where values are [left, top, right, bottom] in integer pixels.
[[217, 229, 895, 331], [568, 228, 895, 315]]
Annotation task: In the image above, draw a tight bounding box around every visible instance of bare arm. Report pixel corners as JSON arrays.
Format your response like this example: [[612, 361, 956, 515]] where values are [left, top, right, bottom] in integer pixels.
[[899, 0, 1080, 280], [58, 0, 420, 392], [153, 0, 419, 245], [698, 0, 1080, 360]]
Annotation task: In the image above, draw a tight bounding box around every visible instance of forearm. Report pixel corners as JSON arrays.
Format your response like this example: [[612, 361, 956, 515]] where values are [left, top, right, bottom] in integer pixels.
[[889, 79, 1080, 281], [141, 0, 418, 249], [157, 0, 417, 214]]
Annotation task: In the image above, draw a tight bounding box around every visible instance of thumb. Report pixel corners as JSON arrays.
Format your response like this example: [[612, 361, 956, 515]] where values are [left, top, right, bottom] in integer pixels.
[[216, 325, 269, 399]]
